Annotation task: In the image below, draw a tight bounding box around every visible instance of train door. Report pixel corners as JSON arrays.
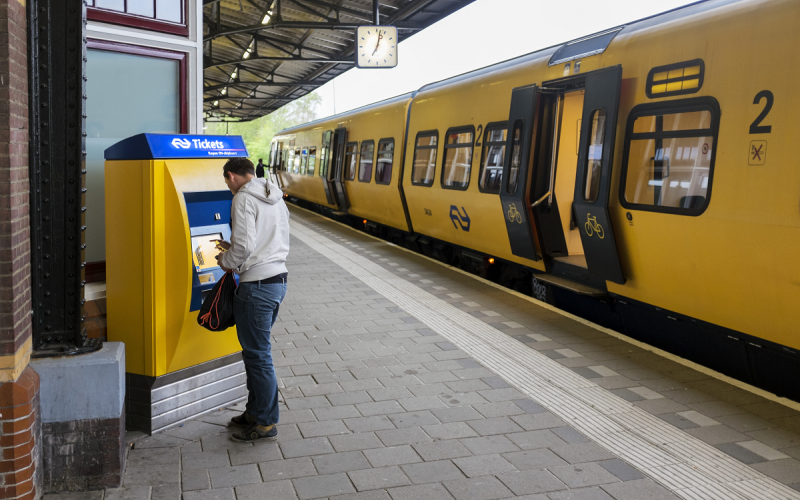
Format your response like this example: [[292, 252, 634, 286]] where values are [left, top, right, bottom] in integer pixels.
[[320, 131, 336, 205], [274, 141, 285, 188], [529, 87, 586, 266], [499, 85, 540, 261], [520, 66, 625, 286], [332, 127, 350, 212], [572, 66, 625, 284]]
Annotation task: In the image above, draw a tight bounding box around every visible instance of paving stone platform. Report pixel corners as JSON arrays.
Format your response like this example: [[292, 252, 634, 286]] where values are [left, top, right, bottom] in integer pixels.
[[45, 206, 800, 500]]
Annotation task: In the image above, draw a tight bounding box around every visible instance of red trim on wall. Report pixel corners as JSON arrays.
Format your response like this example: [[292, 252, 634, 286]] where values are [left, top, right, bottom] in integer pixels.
[[86, 39, 188, 133], [87, 3, 189, 37]]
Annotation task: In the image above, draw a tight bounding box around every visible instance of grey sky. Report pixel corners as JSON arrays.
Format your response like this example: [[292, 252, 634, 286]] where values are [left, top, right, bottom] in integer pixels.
[[313, 0, 696, 117]]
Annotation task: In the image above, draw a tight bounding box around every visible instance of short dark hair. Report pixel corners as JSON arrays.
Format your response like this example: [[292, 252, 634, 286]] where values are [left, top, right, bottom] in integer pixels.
[[223, 157, 255, 178]]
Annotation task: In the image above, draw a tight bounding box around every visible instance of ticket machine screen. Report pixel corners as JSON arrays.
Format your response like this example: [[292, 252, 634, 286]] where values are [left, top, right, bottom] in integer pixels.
[[191, 232, 223, 272]]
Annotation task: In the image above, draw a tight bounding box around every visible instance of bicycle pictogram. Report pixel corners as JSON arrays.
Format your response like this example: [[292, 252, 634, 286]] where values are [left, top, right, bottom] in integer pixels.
[[584, 214, 605, 239], [507, 203, 522, 224]]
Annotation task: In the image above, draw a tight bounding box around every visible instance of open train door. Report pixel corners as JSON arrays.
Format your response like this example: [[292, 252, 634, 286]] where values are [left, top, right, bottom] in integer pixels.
[[572, 65, 625, 284], [332, 127, 350, 212], [499, 84, 540, 262], [320, 131, 336, 205]]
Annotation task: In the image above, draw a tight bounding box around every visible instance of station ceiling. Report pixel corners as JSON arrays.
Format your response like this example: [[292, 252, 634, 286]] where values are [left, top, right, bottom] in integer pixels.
[[203, 0, 476, 122]]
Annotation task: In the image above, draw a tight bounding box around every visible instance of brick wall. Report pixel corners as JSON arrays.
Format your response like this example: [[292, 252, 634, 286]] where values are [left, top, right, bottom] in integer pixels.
[[0, 0, 31, 358], [0, 368, 39, 500], [0, 0, 41, 499], [41, 411, 124, 492]]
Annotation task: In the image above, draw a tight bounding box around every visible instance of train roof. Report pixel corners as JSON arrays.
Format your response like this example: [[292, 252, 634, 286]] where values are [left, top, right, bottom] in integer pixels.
[[275, 92, 415, 136], [275, 0, 742, 138]]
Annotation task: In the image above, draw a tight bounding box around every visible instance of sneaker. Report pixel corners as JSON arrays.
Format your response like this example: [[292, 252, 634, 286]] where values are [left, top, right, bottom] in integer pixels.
[[229, 411, 255, 427], [231, 422, 278, 442]]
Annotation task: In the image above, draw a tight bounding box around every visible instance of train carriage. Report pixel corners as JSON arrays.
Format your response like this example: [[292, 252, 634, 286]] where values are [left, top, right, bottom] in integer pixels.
[[271, 0, 800, 400]]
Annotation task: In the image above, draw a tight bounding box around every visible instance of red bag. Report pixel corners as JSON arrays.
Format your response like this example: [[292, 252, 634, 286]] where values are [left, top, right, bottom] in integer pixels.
[[197, 271, 237, 331]]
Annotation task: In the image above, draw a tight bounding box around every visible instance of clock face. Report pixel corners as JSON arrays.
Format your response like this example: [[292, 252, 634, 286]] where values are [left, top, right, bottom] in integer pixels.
[[355, 26, 398, 68]]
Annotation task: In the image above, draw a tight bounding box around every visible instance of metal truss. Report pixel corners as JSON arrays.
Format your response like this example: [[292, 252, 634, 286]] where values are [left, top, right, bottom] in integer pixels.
[[203, 0, 475, 121]]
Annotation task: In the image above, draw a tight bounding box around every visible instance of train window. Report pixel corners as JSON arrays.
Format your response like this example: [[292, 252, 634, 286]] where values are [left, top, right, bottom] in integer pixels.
[[308, 147, 316, 176], [583, 109, 606, 202], [344, 142, 358, 181], [300, 148, 309, 175], [412, 131, 438, 186], [281, 147, 287, 171], [620, 98, 719, 215], [478, 123, 507, 194], [286, 149, 295, 173], [293, 148, 301, 174], [359, 141, 374, 183], [506, 120, 523, 195], [320, 131, 332, 177], [441, 127, 475, 190], [376, 139, 394, 185]]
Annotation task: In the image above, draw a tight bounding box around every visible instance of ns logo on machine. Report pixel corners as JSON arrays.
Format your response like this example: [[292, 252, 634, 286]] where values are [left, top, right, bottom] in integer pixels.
[[171, 137, 228, 150]]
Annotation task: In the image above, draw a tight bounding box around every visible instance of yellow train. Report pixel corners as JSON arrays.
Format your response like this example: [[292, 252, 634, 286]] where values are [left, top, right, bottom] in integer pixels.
[[270, 0, 800, 399]]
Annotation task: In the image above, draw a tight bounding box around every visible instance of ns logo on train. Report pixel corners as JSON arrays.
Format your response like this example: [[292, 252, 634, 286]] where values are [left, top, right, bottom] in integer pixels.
[[449, 205, 471, 232]]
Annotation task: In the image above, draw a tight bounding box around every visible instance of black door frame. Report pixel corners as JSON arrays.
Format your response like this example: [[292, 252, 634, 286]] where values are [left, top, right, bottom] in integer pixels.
[[332, 127, 350, 212]]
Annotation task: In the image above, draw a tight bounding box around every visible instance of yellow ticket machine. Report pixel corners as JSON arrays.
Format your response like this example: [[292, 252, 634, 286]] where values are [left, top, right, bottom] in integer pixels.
[[105, 134, 249, 433]]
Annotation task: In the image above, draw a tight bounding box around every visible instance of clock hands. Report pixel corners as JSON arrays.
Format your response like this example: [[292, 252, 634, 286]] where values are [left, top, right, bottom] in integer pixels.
[[372, 30, 384, 56]]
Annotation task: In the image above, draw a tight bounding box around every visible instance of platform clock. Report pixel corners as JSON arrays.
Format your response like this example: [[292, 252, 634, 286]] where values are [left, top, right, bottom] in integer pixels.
[[355, 26, 398, 68]]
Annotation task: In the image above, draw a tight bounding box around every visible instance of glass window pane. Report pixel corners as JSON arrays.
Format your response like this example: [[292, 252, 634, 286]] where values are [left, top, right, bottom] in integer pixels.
[[376, 141, 394, 185], [156, 0, 182, 22], [625, 136, 713, 208], [412, 134, 437, 186], [85, 48, 178, 262], [95, 0, 124, 11], [417, 135, 437, 148], [442, 146, 473, 189], [293, 148, 301, 173], [633, 110, 712, 133], [300, 149, 308, 175], [506, 121, 523, 194], [446, 131, 473, 146], [308, 147, 316, 176], [319, 143, 327, 177], [479, 127, 506, 193], [127, 0, 155, 17], [359, 142, 374, 182], [480, 145, 505, 192], [487, 128, 507, 143], [583, 109, 606, 202], [345, 144, 358, 180]]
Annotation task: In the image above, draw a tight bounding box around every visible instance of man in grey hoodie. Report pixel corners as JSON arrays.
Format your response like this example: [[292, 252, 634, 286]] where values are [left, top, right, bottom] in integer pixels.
[[215, 157, 290, 442]]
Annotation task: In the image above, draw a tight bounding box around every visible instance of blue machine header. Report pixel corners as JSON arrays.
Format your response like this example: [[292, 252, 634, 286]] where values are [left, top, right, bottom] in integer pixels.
[[104, 133, 249, 160]]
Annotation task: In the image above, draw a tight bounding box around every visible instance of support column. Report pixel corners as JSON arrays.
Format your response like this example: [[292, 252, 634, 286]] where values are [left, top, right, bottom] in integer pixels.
[[0, 0, 41, 499]]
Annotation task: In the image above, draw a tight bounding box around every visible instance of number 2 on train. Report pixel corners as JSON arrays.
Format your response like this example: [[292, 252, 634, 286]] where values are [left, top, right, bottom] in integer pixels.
[[750, 90, 773, 134]]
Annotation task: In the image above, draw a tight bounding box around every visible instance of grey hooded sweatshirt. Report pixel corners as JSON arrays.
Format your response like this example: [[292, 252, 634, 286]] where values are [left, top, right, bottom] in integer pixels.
[[220, 177, 290, 282]]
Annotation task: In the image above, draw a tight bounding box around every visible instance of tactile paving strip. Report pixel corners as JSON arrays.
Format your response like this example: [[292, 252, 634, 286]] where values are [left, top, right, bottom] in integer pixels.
[[291, 219, 800, 500]]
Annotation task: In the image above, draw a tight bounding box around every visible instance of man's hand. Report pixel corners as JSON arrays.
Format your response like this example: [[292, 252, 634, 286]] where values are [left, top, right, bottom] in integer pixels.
[[213, 239, 231, 251], [216, 252, 232, 272]]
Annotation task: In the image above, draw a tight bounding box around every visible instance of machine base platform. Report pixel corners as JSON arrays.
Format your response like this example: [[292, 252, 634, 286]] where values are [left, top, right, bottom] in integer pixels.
[[126, 352, 247, 434]]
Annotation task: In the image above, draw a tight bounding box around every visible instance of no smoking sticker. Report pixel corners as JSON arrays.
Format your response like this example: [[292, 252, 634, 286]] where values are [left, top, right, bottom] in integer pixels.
[[749, 140, 767, 166]]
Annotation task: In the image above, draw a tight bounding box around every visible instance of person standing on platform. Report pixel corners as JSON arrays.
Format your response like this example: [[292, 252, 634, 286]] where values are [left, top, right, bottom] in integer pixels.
[[215, 157, 290, 442], [255, 158, 265, 178]]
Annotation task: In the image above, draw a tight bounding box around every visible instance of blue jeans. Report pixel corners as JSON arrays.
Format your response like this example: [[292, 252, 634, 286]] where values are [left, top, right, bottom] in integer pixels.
[[233, 280, 287, 426]]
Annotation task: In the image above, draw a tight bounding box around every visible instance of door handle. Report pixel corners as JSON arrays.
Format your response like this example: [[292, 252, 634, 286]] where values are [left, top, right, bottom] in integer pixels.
[[547, 94, 564, 207], [531, 191, 551, 208]]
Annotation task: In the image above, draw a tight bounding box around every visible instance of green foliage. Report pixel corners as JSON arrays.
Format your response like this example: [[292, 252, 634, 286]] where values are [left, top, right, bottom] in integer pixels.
[[205, 92, 323, 161]]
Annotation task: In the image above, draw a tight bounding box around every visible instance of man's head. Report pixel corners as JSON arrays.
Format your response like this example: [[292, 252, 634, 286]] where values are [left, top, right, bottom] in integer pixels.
[[258, 158, 263, 164], [223, 158, 255, 194]]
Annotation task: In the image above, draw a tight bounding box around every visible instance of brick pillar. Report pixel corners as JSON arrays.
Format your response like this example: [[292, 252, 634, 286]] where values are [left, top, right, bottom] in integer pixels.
[[0, 0, 40, 499]]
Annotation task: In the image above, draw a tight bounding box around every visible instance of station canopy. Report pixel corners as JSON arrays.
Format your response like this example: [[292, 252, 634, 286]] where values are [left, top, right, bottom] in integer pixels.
[[203, 0, 476, 122]]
